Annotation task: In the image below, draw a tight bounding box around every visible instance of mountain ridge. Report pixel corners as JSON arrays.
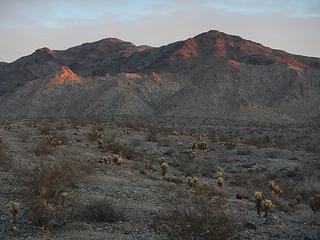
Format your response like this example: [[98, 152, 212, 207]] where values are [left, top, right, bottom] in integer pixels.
[[0, 30, 319, 124]]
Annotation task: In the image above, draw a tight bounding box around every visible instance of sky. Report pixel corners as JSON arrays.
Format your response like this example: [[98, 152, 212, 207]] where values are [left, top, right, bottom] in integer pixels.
[[0, 0, 320, 62]]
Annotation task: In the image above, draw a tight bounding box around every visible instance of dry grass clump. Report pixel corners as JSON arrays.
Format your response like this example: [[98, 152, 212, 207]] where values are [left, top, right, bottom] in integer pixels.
[[34, 140, 53, 156], [295, 177, 320, 202], [177, 149, 200, 176], [79, 198, 122, 223], [121, 144, 141, 160], [102, 137, 124, 154], [39, 125, 52, 135], [151, 183, 239, 240], [21, 158, 93, 229]]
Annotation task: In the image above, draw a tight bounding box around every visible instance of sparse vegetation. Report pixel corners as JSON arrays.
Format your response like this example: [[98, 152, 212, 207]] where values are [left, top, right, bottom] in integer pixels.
[[21, 159, 91, 229], [309, 194, 320, 213], [79, 198, 122, 223], [87, 126, 104, 142], [151, 183, 239, 240], [0, 137, 9, 165], [7, 200, 21, 224]]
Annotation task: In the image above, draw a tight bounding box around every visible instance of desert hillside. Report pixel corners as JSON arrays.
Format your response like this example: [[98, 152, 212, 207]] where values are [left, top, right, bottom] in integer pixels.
[[0, 30, 320, 123]]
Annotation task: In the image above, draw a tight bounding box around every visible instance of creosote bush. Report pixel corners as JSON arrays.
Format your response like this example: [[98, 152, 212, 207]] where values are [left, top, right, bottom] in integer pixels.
[[79, 198, 122, 223], [101, 137, 124, 154], [146, 128, 159, 142], [151, 183, 240, 240], [21, 158, 92, 229]]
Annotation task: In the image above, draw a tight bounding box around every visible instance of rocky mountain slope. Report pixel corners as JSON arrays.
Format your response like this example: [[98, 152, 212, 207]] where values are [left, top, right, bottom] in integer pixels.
[[0, 30, 320, 123]]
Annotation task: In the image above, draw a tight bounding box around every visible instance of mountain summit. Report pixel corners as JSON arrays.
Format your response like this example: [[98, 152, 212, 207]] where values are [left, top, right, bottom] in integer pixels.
[[0, 30, 319, 123]]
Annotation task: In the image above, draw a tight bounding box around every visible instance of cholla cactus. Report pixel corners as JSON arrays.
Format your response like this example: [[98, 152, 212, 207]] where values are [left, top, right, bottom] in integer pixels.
[[190, 142, 197, 150], [254, 192, 263, 218], [100, 155, 112, 164], [197, 141, 208, 151], [186, 176, 198, 188], [7, 201, 21, 224], [172, 131, 180, 136], [159, 157, 166, 165], [296, 194, 302, 205], [95, 129, 104, 138], [46, 134, 63, 146], [122, 129, 129, 135], [269, 181, 282, 195], [216, 167, 225, 179], [217, 177, 224, 187], [309, 193, 320, 213], [255, 191, 263, 201], [60, 192, 68, 207], [160, 162, 169, 176], [113, 154, 123, 165], [263, 199, 273, 217], [97, 138, 103, 149], [187, 148, 197, 159]]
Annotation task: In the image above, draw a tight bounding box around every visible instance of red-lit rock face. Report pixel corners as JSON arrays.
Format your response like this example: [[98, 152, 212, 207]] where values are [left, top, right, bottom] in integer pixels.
[[168, 38, 199, 61], [49, 66, 82, 86], [228, 59, 241, 69], [214, 32, 227, 57], [273, 55, 307, 71]]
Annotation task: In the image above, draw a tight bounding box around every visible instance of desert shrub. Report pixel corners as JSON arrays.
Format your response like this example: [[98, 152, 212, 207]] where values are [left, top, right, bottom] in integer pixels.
[[122, 145, 141, 160], [39, 126, 52, 135], [151, 183, 239, 240], [34, 139, 53, 156], [304, 144, 320, 154], [0, 137, 9, 166], [199, 159, 215, 178], [146, 128, 159, 142], [22, 160, 76, 228], [225, 141, 236, 150], [103, 137, 124, 154], [273, 140, 289, 149], [176, 150, 200, 176], [244, 135, 272, 148], [130, 138, 142, 148], [18, 129, 31, 142], [265, 150, 280, 159], [237, 149, 251, 155], [208, 129, 219, 142], [296, 177, 320, 202], [157, 137, 172, 147], [87, 126, 104, 142], [309, 194, 320, 213], [80, 198, 121, 223], [21, 158, 93, 229]]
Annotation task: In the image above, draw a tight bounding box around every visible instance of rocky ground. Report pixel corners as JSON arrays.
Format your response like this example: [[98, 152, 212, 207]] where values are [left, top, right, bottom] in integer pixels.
[[0, 119, 319, 239]]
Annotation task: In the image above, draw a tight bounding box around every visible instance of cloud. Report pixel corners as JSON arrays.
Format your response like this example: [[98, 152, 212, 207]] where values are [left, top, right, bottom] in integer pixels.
[[0, 0, 319, 62]]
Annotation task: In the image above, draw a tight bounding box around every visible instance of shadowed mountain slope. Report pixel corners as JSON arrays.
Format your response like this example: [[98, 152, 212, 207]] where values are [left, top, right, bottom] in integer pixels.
[[0, 30, 319, 123]]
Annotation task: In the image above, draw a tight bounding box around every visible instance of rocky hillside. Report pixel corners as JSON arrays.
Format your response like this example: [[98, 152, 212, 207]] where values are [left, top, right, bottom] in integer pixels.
[[0, 30, 320, 123]]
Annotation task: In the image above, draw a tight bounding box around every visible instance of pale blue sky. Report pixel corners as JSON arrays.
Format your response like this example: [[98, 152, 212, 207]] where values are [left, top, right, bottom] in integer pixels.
[[1, 0, 319, 62]]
